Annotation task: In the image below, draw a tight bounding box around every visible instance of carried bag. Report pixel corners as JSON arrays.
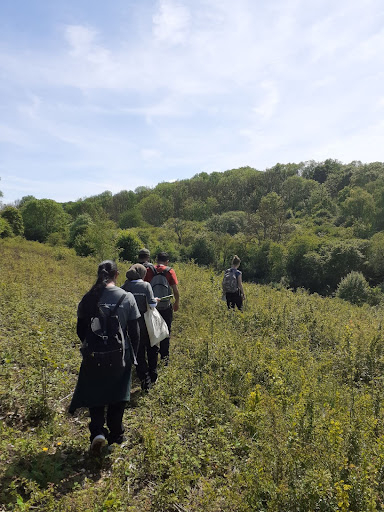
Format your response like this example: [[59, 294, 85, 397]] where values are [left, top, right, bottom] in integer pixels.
[[144, 307, 169, 347], [81, 294, 126, 376], [222, 268, 239, 293], [150, 266, 173, 310]]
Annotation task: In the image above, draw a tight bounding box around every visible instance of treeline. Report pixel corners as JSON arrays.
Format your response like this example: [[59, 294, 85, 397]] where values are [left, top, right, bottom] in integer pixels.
[[1, 159, 384, 303]]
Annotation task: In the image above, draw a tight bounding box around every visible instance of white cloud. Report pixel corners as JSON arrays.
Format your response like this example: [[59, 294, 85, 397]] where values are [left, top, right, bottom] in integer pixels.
[[141, 148, 162, 161], [64, 25, 99, 57], [1, 0, 384, 203], [253, 81, 280, 120], [152, 0, 191, 45]]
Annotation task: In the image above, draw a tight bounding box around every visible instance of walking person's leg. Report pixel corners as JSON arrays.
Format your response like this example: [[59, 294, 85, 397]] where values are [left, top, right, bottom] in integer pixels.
[[136, 317, 150, 388], [159, 306, 173, 362], [106, 401, 126, 445], [89, 405, 107, 452], [226, 292, 236, 310], [235, 291, 243, 311]]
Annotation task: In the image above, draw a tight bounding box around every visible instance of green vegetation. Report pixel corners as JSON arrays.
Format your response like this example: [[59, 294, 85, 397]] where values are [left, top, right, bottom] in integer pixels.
[[2, 159, 384, 305], [1, 239, 384, 511]]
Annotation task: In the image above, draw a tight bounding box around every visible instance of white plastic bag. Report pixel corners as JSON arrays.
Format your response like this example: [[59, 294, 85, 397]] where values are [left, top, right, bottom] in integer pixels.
[[144, 307, 169, 347]]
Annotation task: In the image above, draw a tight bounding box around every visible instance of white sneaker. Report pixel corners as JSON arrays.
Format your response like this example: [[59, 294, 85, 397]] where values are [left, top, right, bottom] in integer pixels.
[[90, 434, 106, 454]]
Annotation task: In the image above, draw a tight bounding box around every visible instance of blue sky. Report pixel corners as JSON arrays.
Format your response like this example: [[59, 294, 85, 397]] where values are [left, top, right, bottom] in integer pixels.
[[0, 0, 383, 204]]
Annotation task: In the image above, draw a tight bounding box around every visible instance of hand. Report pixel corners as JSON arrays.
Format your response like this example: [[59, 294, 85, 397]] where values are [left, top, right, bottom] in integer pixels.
[[173, 302, 179, 312]]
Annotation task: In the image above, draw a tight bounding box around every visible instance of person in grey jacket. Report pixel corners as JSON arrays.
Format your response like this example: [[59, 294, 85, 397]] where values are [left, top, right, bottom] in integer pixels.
[[122, 263, 158, 391]]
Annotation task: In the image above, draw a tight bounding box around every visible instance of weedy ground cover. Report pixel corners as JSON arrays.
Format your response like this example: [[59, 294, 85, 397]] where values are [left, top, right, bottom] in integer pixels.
[[1, 239, 384, 511]]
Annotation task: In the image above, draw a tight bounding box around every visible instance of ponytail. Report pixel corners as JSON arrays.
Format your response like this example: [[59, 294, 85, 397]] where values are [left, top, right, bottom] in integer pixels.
[[89, 260, 118, 300]]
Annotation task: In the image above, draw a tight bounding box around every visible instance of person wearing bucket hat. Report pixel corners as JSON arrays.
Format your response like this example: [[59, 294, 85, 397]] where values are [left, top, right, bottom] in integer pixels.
[[122, 264, 158, 391]]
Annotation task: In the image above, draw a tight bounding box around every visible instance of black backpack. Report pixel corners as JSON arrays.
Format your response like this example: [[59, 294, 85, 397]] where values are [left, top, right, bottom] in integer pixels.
[[81, 294, 126, 376], [149, 265, 172, 310]]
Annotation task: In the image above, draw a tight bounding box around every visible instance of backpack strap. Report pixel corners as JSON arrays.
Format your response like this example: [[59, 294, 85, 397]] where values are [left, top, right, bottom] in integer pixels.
[[97, 293, 126, 318], [96, 293, 126, 340], [152, 265, 171, 276], [111, 293, 126, 315]]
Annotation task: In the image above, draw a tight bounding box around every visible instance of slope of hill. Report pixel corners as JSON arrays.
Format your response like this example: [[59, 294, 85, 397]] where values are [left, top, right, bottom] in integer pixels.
[[1, 239, 384, 511]]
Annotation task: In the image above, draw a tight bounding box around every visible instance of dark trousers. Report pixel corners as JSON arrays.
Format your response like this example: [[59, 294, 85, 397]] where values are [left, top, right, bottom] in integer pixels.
[[89, 401, 125, 444], [136, 316, 159, 383], [226, 291, 243, 311], [158, 306, 173, 359]]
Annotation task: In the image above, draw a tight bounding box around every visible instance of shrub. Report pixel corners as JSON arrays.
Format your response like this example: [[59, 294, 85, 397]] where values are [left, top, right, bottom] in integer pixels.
[[336, 271, 370, 305], [116, 230, 142, 262]]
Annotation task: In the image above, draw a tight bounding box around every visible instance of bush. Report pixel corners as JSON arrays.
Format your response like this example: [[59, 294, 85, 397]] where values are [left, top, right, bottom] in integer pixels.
[[116, 230, 142, 262], [336, 271, 370, 305], [0, 217, 13, 238]]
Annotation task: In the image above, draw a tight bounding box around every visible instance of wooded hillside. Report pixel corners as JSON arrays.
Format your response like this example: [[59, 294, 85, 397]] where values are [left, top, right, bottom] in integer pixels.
[[1, 159, 384, 303]]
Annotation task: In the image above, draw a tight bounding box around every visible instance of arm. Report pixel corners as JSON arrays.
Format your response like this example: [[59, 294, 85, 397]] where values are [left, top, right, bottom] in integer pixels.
[[237, 274, 245, 298], [171, 284, 180, 312], [76, 299, 88, 341], [127, 318, 140, 358]]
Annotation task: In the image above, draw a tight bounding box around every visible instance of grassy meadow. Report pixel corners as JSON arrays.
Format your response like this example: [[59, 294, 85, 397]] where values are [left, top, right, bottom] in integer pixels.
[[1, 239, 384, 511]]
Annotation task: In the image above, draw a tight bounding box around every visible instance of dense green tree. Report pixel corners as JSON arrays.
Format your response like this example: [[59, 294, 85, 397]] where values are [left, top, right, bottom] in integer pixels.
[[286, 234, 320, 289], [181, 198, 211, 222], [0, 206, 24, 236], [22, 199, 69, 242], [188, 235, 215, 266], [282, 176, 318, 211], [257, 192, 287, 241], [206, 211, 247, 235], [301, 159, 342, 184], [16, 195, 36, 208], [116, 230, 143, 262], [215, 167, 262, 211], [339, 187, 375, 230], [0, 217, 13, 238], [86, 218, 118, 260], [138, 194, 171, 226], [68, 214, 94, 247], [267, 242, 286, 282], [367, 232, 384, 283], [118, 209, 143, 229], [306, 185, 335, 216], [350, 161, 384, 188], [110, 190, 137, 221], [323, 240, 367, 292]]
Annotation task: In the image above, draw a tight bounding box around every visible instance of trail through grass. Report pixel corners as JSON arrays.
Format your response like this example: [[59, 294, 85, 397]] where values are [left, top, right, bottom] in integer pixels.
[[1, 239, 384, 511]]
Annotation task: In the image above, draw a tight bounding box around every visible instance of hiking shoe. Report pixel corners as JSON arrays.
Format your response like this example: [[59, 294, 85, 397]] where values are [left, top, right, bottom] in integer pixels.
[[90, 434, 106, 454], [141, 372, 153, 391]]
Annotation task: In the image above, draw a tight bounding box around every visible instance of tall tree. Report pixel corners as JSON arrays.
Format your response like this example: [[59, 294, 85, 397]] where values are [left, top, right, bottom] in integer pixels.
[[22, 199, 69, 242], [0, 206, 24, 236]]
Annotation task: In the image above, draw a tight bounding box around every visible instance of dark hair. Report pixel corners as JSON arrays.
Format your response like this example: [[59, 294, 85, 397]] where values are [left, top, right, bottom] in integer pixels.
[[89, 260, 118, 299], [157, 252, 169, 263]]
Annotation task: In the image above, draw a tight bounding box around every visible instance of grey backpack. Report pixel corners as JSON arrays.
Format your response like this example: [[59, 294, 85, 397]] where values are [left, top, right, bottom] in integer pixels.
[[222, 268, 239, 293], [150, 266, 172, 310]]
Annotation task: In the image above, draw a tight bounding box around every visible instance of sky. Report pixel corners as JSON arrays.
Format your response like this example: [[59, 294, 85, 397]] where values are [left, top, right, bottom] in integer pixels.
[[0, 0, 383, 204]]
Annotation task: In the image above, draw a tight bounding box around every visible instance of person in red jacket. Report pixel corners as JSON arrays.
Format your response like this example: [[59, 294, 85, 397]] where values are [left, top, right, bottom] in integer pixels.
[[144, 252, 179, 364]]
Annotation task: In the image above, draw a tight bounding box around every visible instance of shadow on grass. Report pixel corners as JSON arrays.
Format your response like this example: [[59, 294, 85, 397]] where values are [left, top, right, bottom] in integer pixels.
[[0, 444, 113, 506]]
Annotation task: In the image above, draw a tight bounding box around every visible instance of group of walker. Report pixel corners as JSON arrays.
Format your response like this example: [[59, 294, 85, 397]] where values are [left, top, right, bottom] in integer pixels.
[[69, 251, 243, 453], [69, 250, 179, 453]]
